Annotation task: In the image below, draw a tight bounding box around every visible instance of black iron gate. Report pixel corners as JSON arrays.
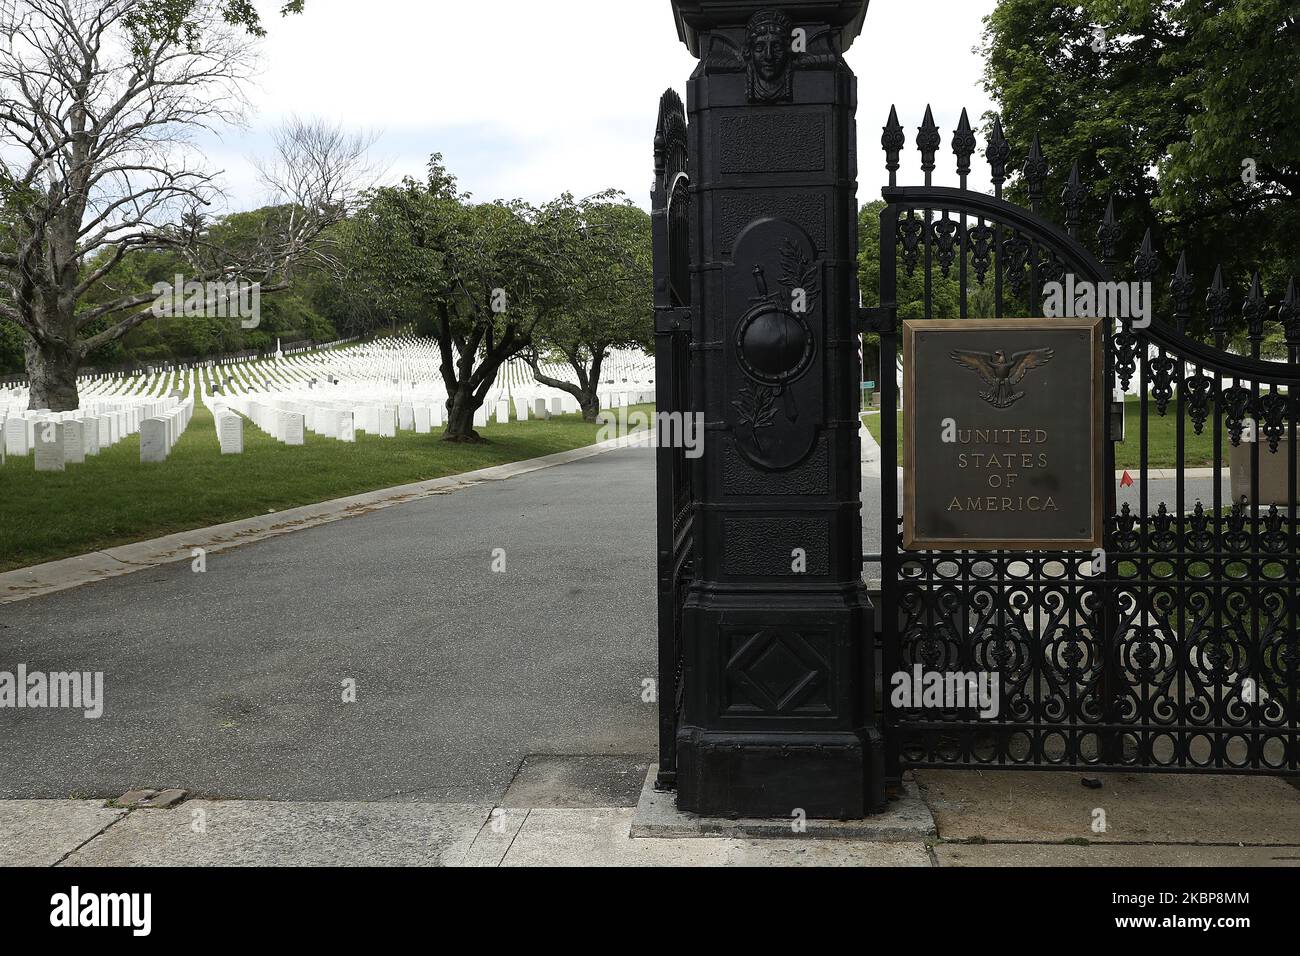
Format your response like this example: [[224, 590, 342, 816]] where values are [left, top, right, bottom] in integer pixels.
[[652, 89, 693, 790], [872, 106, 1300, 777]]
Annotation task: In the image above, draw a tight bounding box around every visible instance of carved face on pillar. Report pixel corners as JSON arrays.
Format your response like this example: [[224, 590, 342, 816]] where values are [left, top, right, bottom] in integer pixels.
[[743, 10, 794, 103]]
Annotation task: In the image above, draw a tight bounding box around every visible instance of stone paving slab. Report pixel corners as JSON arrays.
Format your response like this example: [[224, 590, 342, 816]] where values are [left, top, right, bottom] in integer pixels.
[[18, 793, 1300, 866], [502, 754, 651, 809], [460, 808, 529, 867], [37, 801, 931, 867], [499, 808, 932, 867], [62, 801, 491, 867], [935, 843, 1300, 867], [0, 801, 126, 867], [917, 769, 1300, 845]]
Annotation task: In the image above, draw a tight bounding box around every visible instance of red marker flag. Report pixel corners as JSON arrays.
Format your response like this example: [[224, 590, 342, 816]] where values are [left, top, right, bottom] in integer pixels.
[[1120, 470, 1134, 487]]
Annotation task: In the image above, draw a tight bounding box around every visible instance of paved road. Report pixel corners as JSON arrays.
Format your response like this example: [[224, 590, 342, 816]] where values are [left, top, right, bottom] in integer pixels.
[[0, 442, 1236, 802], [0, 447, 661, 802]]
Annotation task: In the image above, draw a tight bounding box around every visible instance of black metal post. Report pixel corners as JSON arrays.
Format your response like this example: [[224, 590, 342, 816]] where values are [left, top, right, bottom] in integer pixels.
[[666, 0, 883, 818]]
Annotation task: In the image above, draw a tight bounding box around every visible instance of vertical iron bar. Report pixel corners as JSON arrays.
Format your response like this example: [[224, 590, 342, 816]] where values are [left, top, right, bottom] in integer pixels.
[[1212, 342, 1224, 769], [1139, 336, 1149, 765], [1249, 332, 1261, 770], [1176, 356, 1187, 764], [1282, 278, 1299, 771], [880, 203, 901, 782]]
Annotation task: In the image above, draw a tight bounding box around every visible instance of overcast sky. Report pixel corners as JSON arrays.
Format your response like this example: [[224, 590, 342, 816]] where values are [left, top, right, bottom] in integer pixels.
[[209, 0, 997, 214]]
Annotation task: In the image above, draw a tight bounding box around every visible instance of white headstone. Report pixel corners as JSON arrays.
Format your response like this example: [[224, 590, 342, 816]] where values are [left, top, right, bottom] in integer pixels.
[[550, 396, 563, 416], [494, 400, 511, 425], [61, 419, 85, 464], [533, 398, 550, 420], [140, 418, 168, 462], [4, 417, 28, 456], [473, 405, 488, 428], [338, 411, 355, 443], [378, 407, 396, 438], [318, 407, 337, 439], [81, 418, 100, 456], [414, 406, 431, 434], [398, 404, 414, 430], [282, 412, 305, 446], [34, 421, 65, 471], [430, 404, 444, 427], [218, 413, 244, 454]]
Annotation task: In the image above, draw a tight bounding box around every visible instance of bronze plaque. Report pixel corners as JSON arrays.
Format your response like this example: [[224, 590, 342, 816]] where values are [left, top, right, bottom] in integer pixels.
[[903, 318, 1104, 551]]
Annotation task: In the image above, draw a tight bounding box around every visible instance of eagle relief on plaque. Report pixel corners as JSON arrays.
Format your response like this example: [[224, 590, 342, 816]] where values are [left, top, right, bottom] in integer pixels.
[[726, 218, 824, 471]]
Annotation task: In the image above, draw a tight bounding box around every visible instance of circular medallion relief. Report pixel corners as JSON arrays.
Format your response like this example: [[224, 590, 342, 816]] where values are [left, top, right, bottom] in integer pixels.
[[735, 303, 814, 386]]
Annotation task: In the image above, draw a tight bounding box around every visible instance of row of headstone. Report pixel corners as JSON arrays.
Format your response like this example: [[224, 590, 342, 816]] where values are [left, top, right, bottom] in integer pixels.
[[139, 399, 194, 463], [3, 401, 153, 470], [4, 343, 658, 471], [229, 400, 306, 446]]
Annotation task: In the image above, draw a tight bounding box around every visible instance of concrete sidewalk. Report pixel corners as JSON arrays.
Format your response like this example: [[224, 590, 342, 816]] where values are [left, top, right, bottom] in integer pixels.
[[6, 768, 1297, 867]]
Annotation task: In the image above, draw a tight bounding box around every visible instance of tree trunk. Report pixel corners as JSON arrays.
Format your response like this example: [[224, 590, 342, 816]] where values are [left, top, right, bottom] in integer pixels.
[[442, 384, 484, 442], [25, 337, 80, 411], [528, 356, 603, 422]]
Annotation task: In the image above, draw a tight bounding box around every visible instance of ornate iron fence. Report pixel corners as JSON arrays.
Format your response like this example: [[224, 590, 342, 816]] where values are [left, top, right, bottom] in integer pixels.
[[870, 105, 1300, 777]]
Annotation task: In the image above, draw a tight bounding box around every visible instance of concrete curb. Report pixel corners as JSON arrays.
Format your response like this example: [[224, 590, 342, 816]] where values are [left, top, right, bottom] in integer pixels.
[[0, 431, 651, 606], [628, 767, 937, 841], [1141, 467, 1217, 479]]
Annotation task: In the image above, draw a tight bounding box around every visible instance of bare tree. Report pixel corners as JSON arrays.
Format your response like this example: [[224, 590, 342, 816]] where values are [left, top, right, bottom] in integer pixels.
[[250, 116, 379, 278], [0, 1, 363, 410]]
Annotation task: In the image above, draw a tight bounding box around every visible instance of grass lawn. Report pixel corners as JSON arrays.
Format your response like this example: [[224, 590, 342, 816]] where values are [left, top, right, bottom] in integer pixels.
[[0, 401, 653, 573], [863, 395, 1218, 470]]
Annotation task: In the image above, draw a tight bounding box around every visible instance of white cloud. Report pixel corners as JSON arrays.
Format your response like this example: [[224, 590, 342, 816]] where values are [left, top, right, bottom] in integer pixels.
[[206, 0, 997, 212]]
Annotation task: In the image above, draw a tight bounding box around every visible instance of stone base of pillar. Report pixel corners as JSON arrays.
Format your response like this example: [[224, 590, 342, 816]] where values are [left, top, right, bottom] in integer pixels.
[[675, 727, 885, 819]]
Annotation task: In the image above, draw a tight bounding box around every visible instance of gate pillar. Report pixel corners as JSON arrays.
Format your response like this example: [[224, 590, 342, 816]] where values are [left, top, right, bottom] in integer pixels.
[[668, 0, 883, 817]]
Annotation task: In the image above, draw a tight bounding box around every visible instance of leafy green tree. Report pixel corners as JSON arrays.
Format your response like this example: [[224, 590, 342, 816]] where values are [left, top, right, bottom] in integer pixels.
[[123, 0, 304, 41], [340, 157, 573, 441], [525, 194, 652, 421], [0, 320, 24, 375], [979, 0, 1298, 333]]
